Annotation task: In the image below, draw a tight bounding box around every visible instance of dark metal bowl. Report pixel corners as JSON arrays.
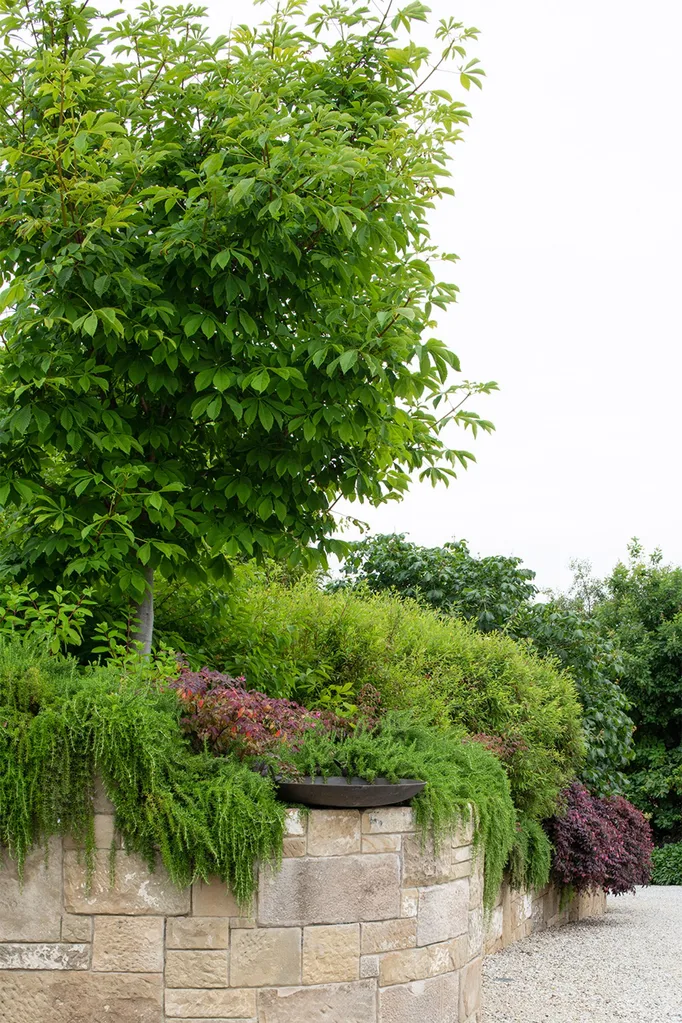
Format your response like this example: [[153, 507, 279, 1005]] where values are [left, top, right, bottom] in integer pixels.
[[275, 776, 426, 809]]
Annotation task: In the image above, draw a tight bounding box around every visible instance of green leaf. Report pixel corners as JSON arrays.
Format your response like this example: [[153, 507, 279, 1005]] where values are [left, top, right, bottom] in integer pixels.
[[83, 313, 98, 336], [11, 406, 31, 435], [214, 368, 234, 391], [339, 350, 358, 373], [229, 177, 256, 205], [258, 404, 274, 431], [201, 152, 224, 176], [207, 396, 222, 418], [239, 310, 257, 336], [195, 369, 215, 391], [251, 369, 270, 393]]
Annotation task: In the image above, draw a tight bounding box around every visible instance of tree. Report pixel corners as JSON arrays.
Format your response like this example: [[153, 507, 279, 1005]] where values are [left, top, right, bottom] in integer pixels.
[[0, 0, 495, 651], [596, 541, 682, 840], [336, 533, 536, 631]]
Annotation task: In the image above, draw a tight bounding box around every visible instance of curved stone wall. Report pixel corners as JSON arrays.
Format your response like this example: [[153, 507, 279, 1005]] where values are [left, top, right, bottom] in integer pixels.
[[0, 793, 605, 1023]]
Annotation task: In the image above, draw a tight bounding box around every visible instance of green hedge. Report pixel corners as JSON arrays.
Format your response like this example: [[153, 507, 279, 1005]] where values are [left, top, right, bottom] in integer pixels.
[[651, 842, 682, 885]]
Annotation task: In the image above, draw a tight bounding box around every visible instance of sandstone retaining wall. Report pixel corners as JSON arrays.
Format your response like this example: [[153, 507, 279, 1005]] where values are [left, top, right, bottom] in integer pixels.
[[0, 793, 605, 1023]]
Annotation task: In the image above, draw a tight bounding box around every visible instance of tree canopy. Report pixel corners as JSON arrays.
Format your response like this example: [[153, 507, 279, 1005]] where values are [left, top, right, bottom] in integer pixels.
[[0, 0, 494, 649]]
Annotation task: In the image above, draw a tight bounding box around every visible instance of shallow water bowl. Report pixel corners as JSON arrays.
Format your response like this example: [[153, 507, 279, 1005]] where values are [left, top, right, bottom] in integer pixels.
[[275, 776, 426, 809]]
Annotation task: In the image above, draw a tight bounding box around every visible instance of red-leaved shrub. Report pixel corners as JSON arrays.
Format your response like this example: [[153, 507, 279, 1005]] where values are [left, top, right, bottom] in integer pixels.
[[547, 781, 653, 895], [463, 732, 529, 763], [170, 665, 343, 758]]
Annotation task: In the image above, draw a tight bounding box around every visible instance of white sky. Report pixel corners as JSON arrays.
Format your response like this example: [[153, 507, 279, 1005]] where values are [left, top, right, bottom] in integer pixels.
[[202, 0, 682, 591]]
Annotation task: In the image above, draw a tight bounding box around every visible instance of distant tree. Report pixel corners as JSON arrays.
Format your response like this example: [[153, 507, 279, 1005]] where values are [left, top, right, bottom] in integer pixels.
[[596, 540, 682, 840], [0, 0, 494, 651], [336, 533, 535, 632]]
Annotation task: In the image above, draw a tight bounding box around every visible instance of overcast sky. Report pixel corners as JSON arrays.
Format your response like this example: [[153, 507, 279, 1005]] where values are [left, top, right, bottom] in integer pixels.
[[203, 0, 682, 592]]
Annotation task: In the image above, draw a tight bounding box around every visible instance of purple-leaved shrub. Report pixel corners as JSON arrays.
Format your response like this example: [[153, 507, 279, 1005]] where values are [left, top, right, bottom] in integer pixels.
[[547, 781, 653, 895]]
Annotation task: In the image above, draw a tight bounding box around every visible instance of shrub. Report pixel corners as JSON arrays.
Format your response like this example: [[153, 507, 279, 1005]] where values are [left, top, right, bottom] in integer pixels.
[[273, 712, 518, 907], [170, 664, 342, 758], [0, 641, 285, 904], [651, 842, 682, 885], [546, 782, 653, 895], [156, 566, 584, 825]]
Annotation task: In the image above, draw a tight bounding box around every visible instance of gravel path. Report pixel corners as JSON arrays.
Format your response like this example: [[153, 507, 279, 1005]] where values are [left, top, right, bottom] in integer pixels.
[[483, 887, 682, 1022]]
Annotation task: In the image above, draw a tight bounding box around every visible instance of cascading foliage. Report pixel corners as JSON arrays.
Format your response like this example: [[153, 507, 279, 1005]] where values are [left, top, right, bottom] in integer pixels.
[[0, 641, 285, 905]]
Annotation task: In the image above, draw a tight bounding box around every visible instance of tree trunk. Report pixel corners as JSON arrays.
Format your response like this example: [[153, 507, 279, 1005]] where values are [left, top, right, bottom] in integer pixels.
[[132, 563, 154, 656]]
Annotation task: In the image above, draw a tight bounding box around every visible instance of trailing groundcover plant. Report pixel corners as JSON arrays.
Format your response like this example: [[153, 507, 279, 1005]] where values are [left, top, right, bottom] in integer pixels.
[[0, 0, 495, 654], [0, 642, 286, 904]]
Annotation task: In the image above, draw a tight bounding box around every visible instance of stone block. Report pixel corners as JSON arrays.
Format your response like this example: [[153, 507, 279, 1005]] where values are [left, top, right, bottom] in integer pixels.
[[511, 891, 533, 929], [166, 950, 229, 988], [417, 880, 468, 946], [379, 938, 458, 986], [402, 833, 452, 888], [0, 839, 62, 941], [61, 915, 92, 943], [0, 943, 89, 970], [282, 838, 306, 858], [95, 814, 118, 848], [362, 808, 415, 834], [452, 845, 473, 864], [379, 973, 459, 1023], [452, 816, 475, 847], [449, 934, 468, 970], [467, 908, 483, 959], [450, 861, 472, 880], [165, 988, 256, 1019], [401, 889, 418, 918], [459, 957, 481, 1021], [284, 809, 306, 837], [360, 954, 379, 978], [192, 877, 242, 918], [361, 918, 416, 954], [468, 854, 484, 910], [0, 970, 162, 1022], [166, 917, 230, 950], [64, 850, 189, 915], [166, 1020, 256, 1023], [92, 915, 164, 972], [302, 923, 359, 984], [230, 927, 301, 987], [449, 863, 472, 879], [257, 980, 376, 1023], [93, 775, 115, 813], [259, 854, 400, 926], [483, 905, 503, 952], [307, 811, 361, 856], [362, 834, 401, 854]]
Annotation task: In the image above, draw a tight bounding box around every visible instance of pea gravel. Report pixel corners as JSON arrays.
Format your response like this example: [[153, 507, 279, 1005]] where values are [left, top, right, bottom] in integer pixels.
[[483, 887, 682, 1022]]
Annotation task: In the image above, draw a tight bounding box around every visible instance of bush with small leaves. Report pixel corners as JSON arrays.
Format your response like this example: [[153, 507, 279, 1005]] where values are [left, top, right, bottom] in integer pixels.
[[170, 664, 343, 758], [651, 842, 682, 885]]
